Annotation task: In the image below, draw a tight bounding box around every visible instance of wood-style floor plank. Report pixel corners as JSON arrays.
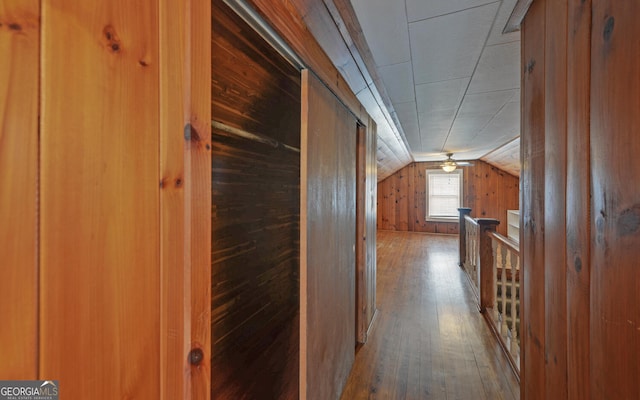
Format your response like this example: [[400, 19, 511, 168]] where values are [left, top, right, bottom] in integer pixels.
[[341, 231, 520, 400]]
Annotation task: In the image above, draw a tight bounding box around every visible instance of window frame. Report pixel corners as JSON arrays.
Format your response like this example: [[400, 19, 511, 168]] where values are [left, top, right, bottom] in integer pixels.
[[425, 169, 464, 222]]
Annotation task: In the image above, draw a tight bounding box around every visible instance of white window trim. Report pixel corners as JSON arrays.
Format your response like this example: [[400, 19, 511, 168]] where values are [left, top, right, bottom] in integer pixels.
[[425, 169, 463, 222]]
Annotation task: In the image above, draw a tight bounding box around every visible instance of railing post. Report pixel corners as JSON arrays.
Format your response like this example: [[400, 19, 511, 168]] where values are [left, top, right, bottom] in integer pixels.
[[458, 208, 472, 267], [477, 218, 500, 312]]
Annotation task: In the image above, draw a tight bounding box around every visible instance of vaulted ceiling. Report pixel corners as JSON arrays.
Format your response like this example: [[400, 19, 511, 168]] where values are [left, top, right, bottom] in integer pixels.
[[290, 0, 523, 179], [350, 0, 521, 168]]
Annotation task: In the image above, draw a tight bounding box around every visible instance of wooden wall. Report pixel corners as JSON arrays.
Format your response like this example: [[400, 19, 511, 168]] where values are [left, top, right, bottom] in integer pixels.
[[377, 160, 519, 236], [0, 0, 211, 398], [211, 0, 300, 398], [0, 0, 39, 380], [300, 69, 356, 400], [520, 0, 640, 398]]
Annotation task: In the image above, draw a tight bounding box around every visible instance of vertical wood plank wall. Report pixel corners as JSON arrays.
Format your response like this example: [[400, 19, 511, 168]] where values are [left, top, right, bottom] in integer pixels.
[[542, 0, 568, 398], [0, 0, 39, 380], [160, 0, 212, 398], [521, 1, 546, 397], [377, 160, 519, 236], [565, 0, 591, 398], [0, 0, 211, 397], [186, 0, 213, 397], [520, 0, 640, 397], [211, 0, 300, 398], [40, 2, 161, 397], [301, 70, 356, 400], [589, 1, 640, 398]]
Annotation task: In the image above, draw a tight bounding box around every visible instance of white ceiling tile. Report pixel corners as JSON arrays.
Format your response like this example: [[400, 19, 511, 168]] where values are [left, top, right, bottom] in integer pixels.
[[350, 0, 411, 66], [415, 78, 469, 152], [467, 40, 520, 94], [457, 90, 516, 118], [445, 91, 519, 151], [477, 100, 520, 139], [406, 0, 497, 23], [415, 78, 469, 113], [379, 62, 416, 104], [486, 0, 521, 45], [394, 101, 421, 150], [410, 3, 499, 84]]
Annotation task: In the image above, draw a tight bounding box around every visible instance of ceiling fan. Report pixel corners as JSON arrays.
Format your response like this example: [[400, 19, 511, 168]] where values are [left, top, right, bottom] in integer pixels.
[[439, 153, 473, 172]]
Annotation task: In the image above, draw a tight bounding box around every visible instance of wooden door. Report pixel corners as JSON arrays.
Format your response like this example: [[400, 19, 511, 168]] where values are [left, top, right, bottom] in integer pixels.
[[356, 120, 378, 344], [356, 123, 366, 344], [300, 70, 356, 400]]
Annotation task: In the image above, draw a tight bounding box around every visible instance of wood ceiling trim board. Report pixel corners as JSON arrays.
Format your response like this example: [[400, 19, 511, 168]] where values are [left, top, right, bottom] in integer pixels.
[[503, 0, 533, 33], [486, 0, 521, 45]]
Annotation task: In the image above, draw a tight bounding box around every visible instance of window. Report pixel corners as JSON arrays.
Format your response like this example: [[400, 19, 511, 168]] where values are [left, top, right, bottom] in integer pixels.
[[426, 169, 463, 220]]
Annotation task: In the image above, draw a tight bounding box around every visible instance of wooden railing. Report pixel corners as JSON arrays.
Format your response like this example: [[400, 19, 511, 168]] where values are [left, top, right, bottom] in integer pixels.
[[488, 231, 520, 374], [458, 208, 520, 379]]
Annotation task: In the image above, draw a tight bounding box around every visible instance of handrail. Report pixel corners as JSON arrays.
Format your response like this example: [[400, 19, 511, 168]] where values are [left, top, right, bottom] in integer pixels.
[[464, 214, 478, 226], [488, 231, 519, 255]]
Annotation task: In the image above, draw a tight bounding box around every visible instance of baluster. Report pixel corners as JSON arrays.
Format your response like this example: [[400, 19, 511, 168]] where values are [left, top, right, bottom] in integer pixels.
[[472, 226, 478, 289], [466, 223, 472, 277], [492, 240, 501, 326], [501, 244, 509, 339], [465, 222, 471, 274], [469, 226, 474, 285], [473, 225, 480, 291], [511, 252, 521, 366]]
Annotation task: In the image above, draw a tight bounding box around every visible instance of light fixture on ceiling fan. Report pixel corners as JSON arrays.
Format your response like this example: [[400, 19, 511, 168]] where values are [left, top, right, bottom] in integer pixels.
[[440, 153, 473, 172]]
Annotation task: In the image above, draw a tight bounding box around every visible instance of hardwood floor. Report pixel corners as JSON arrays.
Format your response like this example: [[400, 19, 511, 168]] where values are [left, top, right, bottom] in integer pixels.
[[341, 231, 520, 400]]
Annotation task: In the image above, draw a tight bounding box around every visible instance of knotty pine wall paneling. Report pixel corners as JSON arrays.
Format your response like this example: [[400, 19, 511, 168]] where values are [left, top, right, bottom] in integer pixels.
[[519, 0, 640, 397], [1, 0, 209, 395], [565, 0, 591, 398], [212, 0, 300, 398], [543, 0, 568, 397], [301, 70, 356, 400], [520, 0, 547, 397], [590, 1, 640, 397], [0, 0, 39, 380], [160, 0, 212, 398], [40, 1, 161, 397], [38, 1, 211, 398], [377, 160, 519, 236]]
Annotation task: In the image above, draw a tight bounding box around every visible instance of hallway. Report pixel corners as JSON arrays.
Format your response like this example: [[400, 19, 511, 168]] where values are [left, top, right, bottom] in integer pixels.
[[341, 231, 519, 399]]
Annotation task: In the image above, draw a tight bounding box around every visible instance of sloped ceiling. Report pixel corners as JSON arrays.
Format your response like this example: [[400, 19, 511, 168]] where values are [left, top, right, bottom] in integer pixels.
[[293, 0, 522, 179], [351, 0, 521, 165]]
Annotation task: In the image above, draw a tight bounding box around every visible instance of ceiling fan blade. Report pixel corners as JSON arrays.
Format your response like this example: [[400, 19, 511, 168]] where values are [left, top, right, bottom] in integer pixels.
[[456, 161, 474, 166]]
